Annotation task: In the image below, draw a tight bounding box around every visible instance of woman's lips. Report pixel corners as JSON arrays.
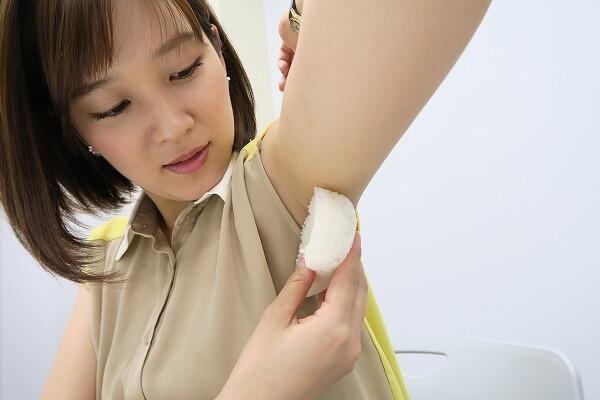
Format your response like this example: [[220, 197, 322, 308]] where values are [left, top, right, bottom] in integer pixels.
[[163, 143, 210, 174], [165, 144, 208, 165]]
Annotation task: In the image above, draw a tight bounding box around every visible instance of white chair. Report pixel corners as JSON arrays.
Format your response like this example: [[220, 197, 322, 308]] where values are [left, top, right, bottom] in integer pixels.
[[394, 337, 585, 400]]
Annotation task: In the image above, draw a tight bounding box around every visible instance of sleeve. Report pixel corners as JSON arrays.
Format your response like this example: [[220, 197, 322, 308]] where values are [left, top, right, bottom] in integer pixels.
[[241, 142, 304, 295]]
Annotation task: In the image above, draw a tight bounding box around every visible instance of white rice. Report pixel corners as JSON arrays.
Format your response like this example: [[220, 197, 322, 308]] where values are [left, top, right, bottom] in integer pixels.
[[296, 187, 358, 297]]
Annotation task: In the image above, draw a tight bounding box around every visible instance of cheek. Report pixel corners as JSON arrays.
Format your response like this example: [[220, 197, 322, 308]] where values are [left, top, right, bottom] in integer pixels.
[[191, 77, 228, 116], [99, 139, 148, 175], [101, 141, 125, 159]]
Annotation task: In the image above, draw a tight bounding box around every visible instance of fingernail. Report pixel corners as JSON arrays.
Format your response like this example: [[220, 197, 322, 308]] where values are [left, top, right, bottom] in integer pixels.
[[295, 254, 306, 270]]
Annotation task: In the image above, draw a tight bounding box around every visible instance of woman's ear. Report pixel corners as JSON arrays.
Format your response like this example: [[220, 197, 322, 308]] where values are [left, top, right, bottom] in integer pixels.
[[209, 24, 226, 68], [210, 24, 223, 51]]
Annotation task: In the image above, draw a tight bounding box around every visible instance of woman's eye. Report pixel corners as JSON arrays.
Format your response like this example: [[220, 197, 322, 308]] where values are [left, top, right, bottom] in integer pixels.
[[170, 57, 204, 81], [93, 100, 130, 121], [91, 57, 203, 122]]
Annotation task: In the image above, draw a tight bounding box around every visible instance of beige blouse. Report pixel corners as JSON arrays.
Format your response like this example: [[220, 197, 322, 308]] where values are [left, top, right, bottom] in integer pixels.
[[85, 121, 410, 400]]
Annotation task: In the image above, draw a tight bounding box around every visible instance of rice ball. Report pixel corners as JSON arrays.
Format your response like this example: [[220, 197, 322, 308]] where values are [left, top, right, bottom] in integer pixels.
[[296, 187, 358, 297]]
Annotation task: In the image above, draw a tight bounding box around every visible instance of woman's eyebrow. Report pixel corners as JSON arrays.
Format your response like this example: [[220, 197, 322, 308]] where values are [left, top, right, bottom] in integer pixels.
[[152, 31, 198, 60], [71, 31, 202, 101]]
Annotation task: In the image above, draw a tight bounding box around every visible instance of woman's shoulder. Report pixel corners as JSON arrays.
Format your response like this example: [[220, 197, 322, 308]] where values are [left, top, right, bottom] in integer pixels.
[[248, 117, 308, 230], [232, 118, 303, 240]]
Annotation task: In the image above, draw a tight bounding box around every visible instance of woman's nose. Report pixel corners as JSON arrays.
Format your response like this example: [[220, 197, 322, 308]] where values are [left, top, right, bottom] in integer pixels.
[[150, 97, 195, 144]]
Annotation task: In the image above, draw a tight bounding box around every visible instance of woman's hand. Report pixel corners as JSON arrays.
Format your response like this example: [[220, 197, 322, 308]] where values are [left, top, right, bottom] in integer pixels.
[[218, 232, 366, 400], [276, 4, 300, 92], [276, 42, 295, 92]]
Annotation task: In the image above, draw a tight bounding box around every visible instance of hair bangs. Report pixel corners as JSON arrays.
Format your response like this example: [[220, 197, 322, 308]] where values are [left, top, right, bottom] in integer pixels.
[[40, 0, 210, 115]]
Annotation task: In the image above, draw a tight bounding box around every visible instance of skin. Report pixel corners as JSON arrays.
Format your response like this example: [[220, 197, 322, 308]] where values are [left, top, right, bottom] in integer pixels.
[[69, 0, 234, 241]]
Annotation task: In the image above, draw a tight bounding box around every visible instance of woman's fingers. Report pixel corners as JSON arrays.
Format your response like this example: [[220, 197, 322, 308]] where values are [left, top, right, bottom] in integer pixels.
[[323, 232, 362, 326], [347, 258, 368, 354], [278, 59, 290, 76], [317, 289, 327, 308], [278, 45, 292, 66], [278, 42, 295, 91], [272, 260, 317, 327], [278, 76, 287, 92], [297, 231, 366, 373]]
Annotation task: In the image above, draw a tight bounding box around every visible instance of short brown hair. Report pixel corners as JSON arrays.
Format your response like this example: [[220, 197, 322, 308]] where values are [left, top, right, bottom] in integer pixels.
[[0, 0, 256, 285]]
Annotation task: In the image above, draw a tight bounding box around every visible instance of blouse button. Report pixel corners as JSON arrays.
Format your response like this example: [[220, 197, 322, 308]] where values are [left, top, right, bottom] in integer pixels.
[[144, 330, 151, 345]]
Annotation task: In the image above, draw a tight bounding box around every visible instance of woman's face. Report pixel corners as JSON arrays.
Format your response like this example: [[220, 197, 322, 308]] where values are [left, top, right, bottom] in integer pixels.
[[69, 0, 235, 204]]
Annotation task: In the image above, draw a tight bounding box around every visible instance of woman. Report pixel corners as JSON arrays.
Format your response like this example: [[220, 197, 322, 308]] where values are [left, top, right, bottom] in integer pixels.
[[0, 0, 491, 398]]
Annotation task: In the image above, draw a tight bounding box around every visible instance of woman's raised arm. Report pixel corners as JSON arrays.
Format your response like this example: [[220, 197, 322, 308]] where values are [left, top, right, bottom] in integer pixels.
[[261, 0, 492, 225]]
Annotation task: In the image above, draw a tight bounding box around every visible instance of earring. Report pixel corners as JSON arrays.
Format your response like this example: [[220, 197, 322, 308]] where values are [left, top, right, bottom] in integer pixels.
[[88, 145, 101, 157], [226, 76, 230, 83]]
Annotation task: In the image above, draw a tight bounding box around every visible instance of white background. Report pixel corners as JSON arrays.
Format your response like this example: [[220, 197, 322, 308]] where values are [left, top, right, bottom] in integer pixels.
[[1, 0, 598, 398]]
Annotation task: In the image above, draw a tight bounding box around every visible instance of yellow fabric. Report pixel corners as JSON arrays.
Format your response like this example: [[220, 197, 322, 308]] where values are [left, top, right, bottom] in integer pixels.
[[244, 122, 409, 400], [357, 212, 409, 399], [364, 280, 410, 399], [87, 216, 129, 242], [82, 216, 129, 283]]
